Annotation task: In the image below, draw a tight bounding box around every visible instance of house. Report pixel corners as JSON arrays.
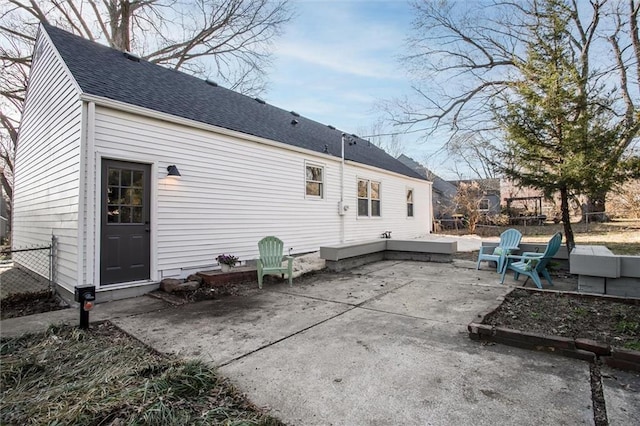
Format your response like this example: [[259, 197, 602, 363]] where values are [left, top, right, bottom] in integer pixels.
[[12, 24, 432, 302], [397, 155, 457, 220], [450, 178, 502, 216]]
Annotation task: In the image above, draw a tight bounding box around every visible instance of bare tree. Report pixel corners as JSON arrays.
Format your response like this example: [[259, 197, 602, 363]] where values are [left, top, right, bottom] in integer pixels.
[[607, 178, 640, 218], [0, 0, 292, 219], [392, 0, 639, 212], [453, 180, 484, 233], [357, 119, 406, 158], [446, 132, 500, 179]]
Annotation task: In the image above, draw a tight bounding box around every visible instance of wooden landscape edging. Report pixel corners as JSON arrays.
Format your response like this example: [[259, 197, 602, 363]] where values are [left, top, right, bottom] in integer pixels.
[[468, 287, 640, 372]]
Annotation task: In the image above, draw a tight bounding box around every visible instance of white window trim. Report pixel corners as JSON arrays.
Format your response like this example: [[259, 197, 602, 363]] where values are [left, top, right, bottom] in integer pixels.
[[304, 161, 325, 200], [357, 178, 382, 218]]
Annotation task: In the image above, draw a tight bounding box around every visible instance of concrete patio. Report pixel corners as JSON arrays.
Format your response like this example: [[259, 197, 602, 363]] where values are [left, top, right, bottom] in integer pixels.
[[2, 258, 638, 425]]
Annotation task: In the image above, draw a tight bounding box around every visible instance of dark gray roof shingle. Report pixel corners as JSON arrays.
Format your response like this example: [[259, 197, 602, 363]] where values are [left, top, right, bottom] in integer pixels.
[[42, 24, 424, 180]]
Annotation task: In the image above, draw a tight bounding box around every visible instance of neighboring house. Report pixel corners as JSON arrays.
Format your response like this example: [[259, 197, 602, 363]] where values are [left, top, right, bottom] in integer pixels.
[[13, 24, 432, 301], [450, 178, 502, 216], [397, 155, 457, 219]]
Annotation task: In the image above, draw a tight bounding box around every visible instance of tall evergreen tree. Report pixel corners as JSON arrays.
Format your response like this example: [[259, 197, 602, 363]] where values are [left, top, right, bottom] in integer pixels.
[[493, 0, 602, 249]]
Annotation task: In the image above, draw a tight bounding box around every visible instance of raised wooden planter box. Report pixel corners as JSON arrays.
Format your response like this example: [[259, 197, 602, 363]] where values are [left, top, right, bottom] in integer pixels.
[[197, 265, 257, 286], [468, 287, 640, 372]]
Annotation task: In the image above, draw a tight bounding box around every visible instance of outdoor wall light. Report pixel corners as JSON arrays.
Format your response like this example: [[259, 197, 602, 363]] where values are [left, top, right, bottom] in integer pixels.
[[167, 165, 181, 177]]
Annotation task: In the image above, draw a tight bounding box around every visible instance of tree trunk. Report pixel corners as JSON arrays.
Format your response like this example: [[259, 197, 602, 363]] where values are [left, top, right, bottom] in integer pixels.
[[109, 0, 132, 51], [560, 186, 575, 253]]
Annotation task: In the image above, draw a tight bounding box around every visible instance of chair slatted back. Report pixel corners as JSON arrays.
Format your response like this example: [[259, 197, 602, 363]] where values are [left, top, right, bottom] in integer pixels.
[[258, 236, 284, 268], [500, 229, 522, 250], [534, 232, 563, 271]]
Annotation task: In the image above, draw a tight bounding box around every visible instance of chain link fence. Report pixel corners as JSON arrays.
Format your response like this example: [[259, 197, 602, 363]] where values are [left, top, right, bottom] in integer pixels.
[[0, 236, 56, 300]]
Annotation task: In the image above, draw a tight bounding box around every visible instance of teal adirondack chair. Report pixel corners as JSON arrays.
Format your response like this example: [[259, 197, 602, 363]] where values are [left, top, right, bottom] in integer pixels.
[[257, 236, 294, 289], [476, 228, 522, 273], [500, 232, 563, 289]]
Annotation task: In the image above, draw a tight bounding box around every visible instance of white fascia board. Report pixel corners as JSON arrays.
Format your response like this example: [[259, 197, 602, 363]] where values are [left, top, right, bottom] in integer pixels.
[[79, 93, 426, 183], [79, 93, 339, 162]]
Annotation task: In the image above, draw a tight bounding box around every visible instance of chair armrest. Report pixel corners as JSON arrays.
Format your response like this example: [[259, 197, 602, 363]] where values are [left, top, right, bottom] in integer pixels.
[[478, 246, 495, 254], [506, 253, 543, 261]]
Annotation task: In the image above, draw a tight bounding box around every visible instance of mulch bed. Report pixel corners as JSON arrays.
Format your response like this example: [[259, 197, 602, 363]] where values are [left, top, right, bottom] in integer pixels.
[[482, 288, 640, 350], [0, 290, 68, 320]]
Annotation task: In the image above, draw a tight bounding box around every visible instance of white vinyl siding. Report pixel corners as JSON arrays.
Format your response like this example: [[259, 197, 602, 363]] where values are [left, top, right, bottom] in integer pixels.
[[92, 106, 431, 279], [12, 31, 82, 291]]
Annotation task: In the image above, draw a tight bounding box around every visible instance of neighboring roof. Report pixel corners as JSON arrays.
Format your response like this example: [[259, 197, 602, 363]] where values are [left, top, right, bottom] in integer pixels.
[[450, 178, 501, 195], [41, 24, 424, 180], [397, 155, 456, 195]]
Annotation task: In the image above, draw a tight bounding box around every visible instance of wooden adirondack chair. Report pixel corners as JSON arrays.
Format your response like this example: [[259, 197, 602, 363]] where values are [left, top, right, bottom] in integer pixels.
[[476, 228, 522, 273], [500, 232, 563, 289], [257, 236, 293, 289]]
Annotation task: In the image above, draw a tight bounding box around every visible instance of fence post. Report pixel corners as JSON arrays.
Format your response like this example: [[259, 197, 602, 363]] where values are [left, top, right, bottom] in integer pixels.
[[49, 235, 57, 292]]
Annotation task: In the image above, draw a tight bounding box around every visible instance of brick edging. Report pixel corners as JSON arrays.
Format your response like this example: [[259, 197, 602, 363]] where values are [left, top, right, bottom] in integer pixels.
[[468, 322, 640, 372], [468, 286, 640, 372]]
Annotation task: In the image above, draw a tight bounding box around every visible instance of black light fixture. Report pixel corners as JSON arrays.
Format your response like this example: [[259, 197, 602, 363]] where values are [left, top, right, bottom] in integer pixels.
[[167, 165, 181, 176]]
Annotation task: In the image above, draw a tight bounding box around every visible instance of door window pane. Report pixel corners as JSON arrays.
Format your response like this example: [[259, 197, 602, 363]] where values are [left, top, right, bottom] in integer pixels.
[[132, 207, 143, 223], [108, 169, 120, 186], [133, 171, 144, 187], [121, 170, 132, 187], [106, 167, 145, 224]]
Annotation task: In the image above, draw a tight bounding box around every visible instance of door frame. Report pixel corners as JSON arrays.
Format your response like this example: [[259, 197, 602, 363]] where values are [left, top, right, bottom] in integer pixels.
[[94, 152, 158, 289]]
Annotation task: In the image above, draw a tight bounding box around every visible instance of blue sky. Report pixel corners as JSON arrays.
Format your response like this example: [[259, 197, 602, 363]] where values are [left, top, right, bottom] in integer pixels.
[[264, 0, 448, 175]]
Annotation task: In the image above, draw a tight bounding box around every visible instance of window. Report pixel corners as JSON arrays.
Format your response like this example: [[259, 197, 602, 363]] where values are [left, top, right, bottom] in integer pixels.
[[407, 189, 414, 217], [357, 179, 381, 217], [305, 163, 324, 198], [478, 198, 490, 211], [107, 167, 145, 223]]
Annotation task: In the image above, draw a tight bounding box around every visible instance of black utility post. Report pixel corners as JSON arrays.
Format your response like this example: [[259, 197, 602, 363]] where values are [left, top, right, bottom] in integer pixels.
[[74, 285, 96, 329]]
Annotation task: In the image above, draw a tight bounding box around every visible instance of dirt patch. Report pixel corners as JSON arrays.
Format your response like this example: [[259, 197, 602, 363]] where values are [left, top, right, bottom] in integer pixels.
[[482, 288, 640, 351], [0, 290, 68, 320]]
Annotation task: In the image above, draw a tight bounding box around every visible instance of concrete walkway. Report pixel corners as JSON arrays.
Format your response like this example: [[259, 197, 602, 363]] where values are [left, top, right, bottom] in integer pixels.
[[2, 259, 639, 425]]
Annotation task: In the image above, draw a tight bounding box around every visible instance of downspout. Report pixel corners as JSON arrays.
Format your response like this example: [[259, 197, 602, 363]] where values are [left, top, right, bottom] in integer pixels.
[[340, 133, 345, 244]]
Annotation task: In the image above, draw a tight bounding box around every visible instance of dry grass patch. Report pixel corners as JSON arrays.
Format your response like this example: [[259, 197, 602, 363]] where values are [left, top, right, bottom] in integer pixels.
[[466, 219, 640, 254], [1, 322, 282, 425]]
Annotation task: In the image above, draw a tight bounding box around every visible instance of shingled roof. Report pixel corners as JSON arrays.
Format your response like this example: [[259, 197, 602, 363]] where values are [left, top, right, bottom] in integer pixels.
[[42, 24, 424, 180]]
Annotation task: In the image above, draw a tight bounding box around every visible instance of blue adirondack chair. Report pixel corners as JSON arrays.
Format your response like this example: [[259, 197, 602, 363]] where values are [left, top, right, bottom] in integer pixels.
[[476, 228, 522, 273], [257, 236, 294, 289], [500, 232, 563, 289]]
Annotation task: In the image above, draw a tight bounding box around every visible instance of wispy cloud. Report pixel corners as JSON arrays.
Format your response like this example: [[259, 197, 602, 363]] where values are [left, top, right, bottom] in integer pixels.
[[266, 1, 443, 156]]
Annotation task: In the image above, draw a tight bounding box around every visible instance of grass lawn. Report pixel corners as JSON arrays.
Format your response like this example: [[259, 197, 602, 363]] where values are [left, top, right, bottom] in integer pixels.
[[1, 322, 282, 425], [469, 219, 640, 255]]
